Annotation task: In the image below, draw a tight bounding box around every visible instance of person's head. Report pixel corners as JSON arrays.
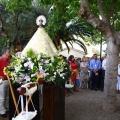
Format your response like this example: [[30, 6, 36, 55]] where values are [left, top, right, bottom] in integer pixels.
[[68, 55, 74, 62], [2, 47, 11, 59], [82, 57, 86, 62], [93, 54, 97, 60], [86, 57, 89, 62]]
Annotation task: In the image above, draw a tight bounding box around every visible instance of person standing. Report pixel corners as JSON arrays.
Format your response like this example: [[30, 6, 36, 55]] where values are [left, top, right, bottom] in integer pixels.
[[0, 47, 11, 118], [80, 57, 89, 89], [101, 55, 107, 91], [69, 55, 79, 92], [117, 57, 120, 93], [90, 54, 101, 91]]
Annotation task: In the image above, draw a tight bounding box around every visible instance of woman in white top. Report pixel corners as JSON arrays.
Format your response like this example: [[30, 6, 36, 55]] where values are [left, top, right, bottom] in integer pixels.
[[117, 58, 120, 93]]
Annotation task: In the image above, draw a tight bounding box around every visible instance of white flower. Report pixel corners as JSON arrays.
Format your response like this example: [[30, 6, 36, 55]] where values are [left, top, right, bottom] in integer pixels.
[[57, 68, 63, 73], [15, 52, 22, 57], [39, 69, 46, 77], [46, 73, 49, 75], [36, 15, 46, 26], [51, 57, 54, 62], [60, 74, 64, 77], [44, 60, 49, 64], [24, 61, 34, 69], [49, 63, 52, 66], [27, 57, 31, 61], [28, 61, 34, 69], [31, 73, 36, 77], [24, 75, 31, 82], [21, 57, 26, 62], [39, 66, 42, 70], [15, 66, 21, 72], [37, 55, 41, 61], [24, 62, 29, 67], [66, 21, 72, 28], [54, 72, 57, 75]]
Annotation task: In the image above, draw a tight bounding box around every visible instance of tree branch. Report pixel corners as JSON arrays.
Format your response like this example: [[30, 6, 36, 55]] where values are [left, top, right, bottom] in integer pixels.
[[97, 0, 108, 24], [106, 0, 117, 22], [79, 0, 113, 40], [115, 32, 120, 45]]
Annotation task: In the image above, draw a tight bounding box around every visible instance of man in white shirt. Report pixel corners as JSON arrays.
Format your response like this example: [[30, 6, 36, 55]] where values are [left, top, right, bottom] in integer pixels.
[[101, 55, 106, 91], [117, 57, 120, 93]]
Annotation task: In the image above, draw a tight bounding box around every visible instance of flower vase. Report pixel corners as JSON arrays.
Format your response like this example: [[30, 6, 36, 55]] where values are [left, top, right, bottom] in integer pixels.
[[43, 83, 65, 120]]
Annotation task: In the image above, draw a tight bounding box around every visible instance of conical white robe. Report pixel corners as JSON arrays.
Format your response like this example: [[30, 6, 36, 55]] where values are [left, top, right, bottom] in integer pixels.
[[22, 27, 58, 56]]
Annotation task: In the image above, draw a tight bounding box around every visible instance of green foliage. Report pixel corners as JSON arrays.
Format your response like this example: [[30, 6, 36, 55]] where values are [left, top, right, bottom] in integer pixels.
[[0, 38, 14, 55], [0, 1, 49, 50], [5, 0, 32, 12], [88, 0, 120, 31]]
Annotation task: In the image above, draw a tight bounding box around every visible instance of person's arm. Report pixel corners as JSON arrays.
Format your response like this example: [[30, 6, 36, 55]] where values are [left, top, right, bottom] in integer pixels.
[[0, 58, 4, 79], [102, 60, 106, 70], [90, 60, 93, 70], [118, 65, 120, 77], [80, 62, 82, 71]]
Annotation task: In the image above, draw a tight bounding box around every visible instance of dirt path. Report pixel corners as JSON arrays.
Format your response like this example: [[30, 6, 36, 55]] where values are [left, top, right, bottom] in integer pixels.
[[65, 89, 120, 120]]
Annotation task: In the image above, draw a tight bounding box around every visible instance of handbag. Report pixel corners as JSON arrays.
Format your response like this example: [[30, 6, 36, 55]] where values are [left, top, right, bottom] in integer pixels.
[[83, 75, 89, 81], [65, 84, 74, 88]]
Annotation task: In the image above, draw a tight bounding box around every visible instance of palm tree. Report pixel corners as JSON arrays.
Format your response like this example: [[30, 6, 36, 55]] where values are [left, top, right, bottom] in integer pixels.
[[53, 22, 92, 54]]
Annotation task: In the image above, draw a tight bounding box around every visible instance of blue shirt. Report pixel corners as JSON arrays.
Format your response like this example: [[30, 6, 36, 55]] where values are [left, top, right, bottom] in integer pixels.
[[90, 59, 101, 70]]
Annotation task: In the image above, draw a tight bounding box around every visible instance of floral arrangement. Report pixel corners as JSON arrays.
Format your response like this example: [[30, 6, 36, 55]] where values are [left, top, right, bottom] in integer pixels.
[[4, 49, 70, 86]]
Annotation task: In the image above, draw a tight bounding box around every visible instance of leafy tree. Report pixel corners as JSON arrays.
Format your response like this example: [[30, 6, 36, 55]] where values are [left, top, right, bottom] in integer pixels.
[[0, 0, 95, 54], [0, 0, 49, 51], [79, 0, 120, 113]]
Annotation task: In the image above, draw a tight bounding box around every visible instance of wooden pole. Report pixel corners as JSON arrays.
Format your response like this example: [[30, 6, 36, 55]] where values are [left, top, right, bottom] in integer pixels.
[[6, 72, 20, 115]]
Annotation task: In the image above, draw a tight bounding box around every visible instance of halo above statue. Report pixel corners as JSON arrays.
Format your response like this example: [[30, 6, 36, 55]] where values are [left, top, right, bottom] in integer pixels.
[[36, 15, 46, 26]]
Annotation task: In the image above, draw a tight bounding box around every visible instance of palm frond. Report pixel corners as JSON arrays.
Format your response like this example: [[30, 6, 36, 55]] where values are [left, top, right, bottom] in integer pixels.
[[62, 41, 70, 53]]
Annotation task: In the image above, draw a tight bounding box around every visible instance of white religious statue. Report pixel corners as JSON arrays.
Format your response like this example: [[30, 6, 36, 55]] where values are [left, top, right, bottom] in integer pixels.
[[22, 15, 58, 56]]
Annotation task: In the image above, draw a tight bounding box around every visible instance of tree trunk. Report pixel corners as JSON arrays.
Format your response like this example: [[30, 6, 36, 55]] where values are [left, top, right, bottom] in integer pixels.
[[79, 0, 120, 114], [103, 37, 119, 113]]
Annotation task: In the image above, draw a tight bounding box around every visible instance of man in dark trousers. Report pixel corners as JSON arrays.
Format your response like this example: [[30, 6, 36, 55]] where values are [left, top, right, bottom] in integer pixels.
[[90, 54, 101, 91]]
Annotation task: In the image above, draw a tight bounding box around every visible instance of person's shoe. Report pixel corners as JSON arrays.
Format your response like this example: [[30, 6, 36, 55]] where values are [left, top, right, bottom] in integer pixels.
[[95, 89, 98, 91], [1, 113, 7, 118], [101, 89, 103, 91], [65, 94, 70, 97], [74, 90, 79, 92]]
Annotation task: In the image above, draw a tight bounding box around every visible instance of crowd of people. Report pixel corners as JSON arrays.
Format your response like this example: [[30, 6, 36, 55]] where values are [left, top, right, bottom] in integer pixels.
[[64, 53, 120, 97]]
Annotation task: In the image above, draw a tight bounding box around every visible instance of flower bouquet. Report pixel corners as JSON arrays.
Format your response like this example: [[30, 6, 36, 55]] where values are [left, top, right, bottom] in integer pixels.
[[5, 49, 70, 86]]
